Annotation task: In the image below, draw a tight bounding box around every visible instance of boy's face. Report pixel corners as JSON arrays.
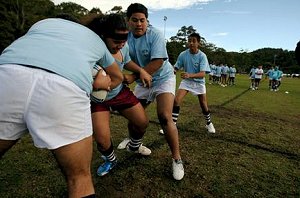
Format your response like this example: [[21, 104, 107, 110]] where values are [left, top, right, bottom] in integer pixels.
[[127, 13, 148, 37], [105, 30, 128, 54], [188, 37, 200, 52]]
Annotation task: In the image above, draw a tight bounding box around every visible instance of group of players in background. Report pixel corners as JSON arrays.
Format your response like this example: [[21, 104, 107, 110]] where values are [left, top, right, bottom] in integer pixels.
[[207, 63, 284, 91], [249, 65, 283, 91], [208, 63, 237, 86]]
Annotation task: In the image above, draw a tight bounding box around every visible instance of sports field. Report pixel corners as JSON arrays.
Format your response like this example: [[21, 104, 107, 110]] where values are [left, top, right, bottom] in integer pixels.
[[0, 74, 299, 197]]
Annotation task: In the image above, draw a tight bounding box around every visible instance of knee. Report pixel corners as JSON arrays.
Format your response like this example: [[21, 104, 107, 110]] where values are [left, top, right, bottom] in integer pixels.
[[157, 113, 172, 126]]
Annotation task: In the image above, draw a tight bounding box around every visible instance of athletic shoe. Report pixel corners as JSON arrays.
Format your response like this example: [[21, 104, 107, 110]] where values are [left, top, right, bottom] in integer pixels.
[[97, 158, 117, 176], [126, 144, 151, 156], [206, 123, 216, 133], [117, 138, 130, 150], [159, 129, 164, 135], [172, 159, 184, 180]]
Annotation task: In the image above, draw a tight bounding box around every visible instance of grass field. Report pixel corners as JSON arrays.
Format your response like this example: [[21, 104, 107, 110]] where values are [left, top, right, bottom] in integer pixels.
[[0, 74, 299, 197]]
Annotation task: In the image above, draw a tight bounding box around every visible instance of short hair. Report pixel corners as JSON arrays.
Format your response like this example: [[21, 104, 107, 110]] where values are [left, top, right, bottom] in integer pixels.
[[189, 33, 201, 42], [101, 14, 128, 36], [126, 3, 148, 19], [85, 14, 128, 40]]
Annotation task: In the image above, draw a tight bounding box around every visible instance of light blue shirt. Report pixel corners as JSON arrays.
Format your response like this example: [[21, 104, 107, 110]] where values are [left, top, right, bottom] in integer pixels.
[[106, 43, 131, 100], [266, 69, 274, 79], [216, 66, 222, 76], [221, 65, 229, 75], [174, 49, 210, 84], [127, 26, 174, 87], [229, 67, 236, 77], [272, 69, 280, 80], [0, 18, 115, 94], [249, 67, 256, 78]]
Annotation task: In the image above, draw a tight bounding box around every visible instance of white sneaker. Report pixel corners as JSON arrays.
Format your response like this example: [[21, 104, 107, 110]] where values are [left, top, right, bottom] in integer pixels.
[[127, 144, 151, 156], [159, 129, 164, 135], [172, 159, 184, 180], [117, 138, 130, 150], [206, 123, 216, 133]]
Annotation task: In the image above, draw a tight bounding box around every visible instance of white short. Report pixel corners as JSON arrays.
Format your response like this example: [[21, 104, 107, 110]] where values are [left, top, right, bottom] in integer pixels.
[[178, 79, 206, 95], [134, 75, 176, 102], [0, 64, 92, 149]]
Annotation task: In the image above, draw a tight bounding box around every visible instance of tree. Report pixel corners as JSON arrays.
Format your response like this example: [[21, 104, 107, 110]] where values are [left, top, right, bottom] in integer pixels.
[[106, 6, 123, 14], [170, 25, 197, 43], [0, 0, 56, 52], [55, 2, 88, 19]]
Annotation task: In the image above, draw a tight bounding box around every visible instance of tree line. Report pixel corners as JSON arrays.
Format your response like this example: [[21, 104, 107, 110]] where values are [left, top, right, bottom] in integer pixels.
[[1, 0, 298, 74]]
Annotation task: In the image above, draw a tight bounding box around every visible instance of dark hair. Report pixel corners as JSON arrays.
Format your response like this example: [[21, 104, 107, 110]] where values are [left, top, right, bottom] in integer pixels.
[[189, 33, 201, 42], [85, 14, 128, 39], [126, 3, 148, 19]]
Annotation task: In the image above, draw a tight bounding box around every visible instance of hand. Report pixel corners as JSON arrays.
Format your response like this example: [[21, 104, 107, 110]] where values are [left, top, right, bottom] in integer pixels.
[[139, 68, 152, 87], [181, 72, 189, 79], [93, 69, 111, 91]]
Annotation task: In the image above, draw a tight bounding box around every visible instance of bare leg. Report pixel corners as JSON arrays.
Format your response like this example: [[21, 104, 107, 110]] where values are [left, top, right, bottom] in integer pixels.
[[198, 94, 209, 113], [156, 93, 181, 160], [92, 111, 111, 151], [52, 136, 94, 198], [121, 103, 149, 139]]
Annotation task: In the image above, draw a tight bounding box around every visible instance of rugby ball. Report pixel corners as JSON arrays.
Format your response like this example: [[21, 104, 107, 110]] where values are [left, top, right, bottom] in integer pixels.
[[91, 65, 108, 103]]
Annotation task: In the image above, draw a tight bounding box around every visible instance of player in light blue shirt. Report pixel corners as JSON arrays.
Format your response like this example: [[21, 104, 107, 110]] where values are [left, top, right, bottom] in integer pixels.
[[249, 66, 256, 89], [228, 65, 237, 86], [88, 14, 153, 177], [271, 66, 281, 91], [265, 66, 274, 90], [172, 33, 215, 135], [0, 16, 124, 197], [123, 3, 184, 181], [215, 65, 222, 84]]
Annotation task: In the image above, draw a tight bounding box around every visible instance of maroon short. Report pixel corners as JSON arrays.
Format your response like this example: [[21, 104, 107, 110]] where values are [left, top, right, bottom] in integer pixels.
[[91, 85, 140, 113]]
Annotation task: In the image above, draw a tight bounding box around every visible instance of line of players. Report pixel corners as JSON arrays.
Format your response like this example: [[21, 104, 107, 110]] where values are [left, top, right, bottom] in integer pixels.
[[249, 66, 283, 91], [208, 63, 237, 86]]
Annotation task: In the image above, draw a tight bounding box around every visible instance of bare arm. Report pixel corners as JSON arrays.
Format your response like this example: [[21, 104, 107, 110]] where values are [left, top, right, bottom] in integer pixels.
[[124, 60, 152, 87], [181, 71, 206, 79], [143, 58, 164, 75], [105, 62, 124, 89], [93, 62, 123, 91]]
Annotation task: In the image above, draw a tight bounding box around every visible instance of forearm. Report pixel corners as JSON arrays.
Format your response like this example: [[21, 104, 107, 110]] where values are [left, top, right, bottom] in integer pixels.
[[105, 62, 124, 89], [143, 59, 164, 75], [186, 71, 206, 78]]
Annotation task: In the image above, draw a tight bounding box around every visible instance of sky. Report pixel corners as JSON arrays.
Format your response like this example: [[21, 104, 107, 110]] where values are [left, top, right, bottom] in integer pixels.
[[51, 0, 300, 52]]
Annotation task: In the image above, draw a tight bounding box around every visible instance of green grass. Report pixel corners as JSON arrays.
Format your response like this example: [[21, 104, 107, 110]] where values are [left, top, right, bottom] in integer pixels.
[[1, 75, 300, 197]]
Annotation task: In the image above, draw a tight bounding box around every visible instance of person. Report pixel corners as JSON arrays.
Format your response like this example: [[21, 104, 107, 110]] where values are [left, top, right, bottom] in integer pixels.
[[214, 64, 221, 84], [254, 65, 264, 90], [249, 66, 256, 90], [220, 64, 229, 87], [271, 66, 280, 91], [265, 66, 274, 90], [118, 3, 184, 180], [170, 33, 215, 134], [276, 67, 283, 90], [0, 16, 123, 198], [208, 63, 214, 84], [87, 14, 153, 177], [228, 65, 237, 86]]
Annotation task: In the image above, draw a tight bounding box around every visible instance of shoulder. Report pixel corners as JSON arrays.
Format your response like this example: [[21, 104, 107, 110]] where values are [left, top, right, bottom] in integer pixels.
[[146, 26, 164, 40], [197, 50, 208, 58]]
